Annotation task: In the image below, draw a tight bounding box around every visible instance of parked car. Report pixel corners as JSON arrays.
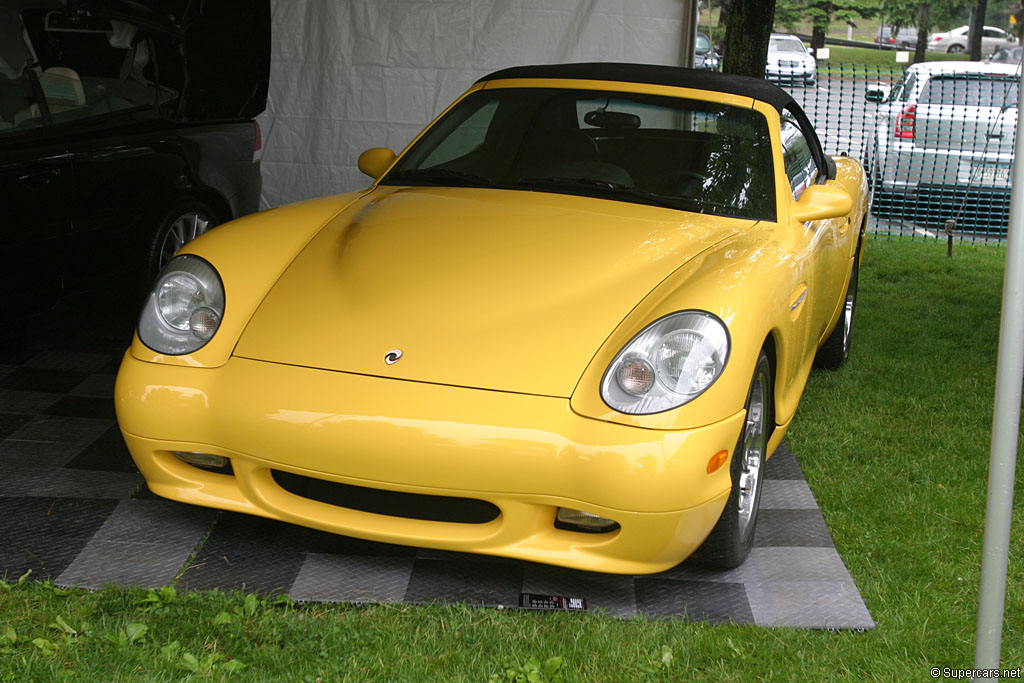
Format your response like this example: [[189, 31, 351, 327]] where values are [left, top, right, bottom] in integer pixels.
[[116, 63, 867, 574], [987, 45, 1023, 64], [927, 25, 1017, 54], [0, 0, 269, 341], [694, 31, 720, 70], [863, 61, 1019, 229], [765, 33, 817, 86], [875, 25, 919, 49]]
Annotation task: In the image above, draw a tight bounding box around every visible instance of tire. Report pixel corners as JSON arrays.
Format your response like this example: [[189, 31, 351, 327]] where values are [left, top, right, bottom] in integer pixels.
[[693, 352, 772, 569], [143, 200, 221, 288], [947, 44, 965, 54], [814, 252, 859, 369]]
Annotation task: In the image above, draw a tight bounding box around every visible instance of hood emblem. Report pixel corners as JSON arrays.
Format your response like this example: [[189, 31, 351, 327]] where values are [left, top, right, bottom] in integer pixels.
[[384, 349, 403, 365]]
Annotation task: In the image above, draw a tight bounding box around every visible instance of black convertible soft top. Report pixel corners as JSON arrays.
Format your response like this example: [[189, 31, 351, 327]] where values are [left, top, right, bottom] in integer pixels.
[[477, 62, 798, 112], [477, 61, 835, 179]]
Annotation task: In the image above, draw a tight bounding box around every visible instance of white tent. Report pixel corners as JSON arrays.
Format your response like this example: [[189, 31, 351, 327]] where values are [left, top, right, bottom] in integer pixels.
[[256, 0, 693, 208]]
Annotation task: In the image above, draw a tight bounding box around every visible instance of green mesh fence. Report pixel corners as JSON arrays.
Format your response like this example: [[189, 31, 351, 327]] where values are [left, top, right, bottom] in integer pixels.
[[788, 62, 1020, 244]]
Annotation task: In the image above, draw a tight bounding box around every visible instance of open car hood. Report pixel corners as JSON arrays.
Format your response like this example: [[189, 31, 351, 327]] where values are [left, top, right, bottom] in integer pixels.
[[17, 0, 269, 122], [233, 187, 748, 397]]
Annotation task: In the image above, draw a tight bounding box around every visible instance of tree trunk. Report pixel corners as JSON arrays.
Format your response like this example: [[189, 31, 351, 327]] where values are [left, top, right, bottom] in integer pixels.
[[913, 3, 930, 64], [811, 25, 827, 51], [721, 0, 777, 78], [969, 0, 989, 61]]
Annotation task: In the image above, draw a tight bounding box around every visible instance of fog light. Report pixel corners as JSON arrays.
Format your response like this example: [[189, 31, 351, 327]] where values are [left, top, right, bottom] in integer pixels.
[[555, 508, 620, 534], [172, 451, 229, 470]]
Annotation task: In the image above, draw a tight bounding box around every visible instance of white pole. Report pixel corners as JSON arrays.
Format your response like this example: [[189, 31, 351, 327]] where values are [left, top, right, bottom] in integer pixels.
[[973, 76, 1024, 672], [680, 0, 698, 68]]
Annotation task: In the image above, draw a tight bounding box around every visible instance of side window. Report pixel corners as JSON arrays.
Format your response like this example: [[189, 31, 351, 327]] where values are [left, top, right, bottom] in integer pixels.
[[0, 72, 42, 135], [780, 110, 819, 200], [887, 72, 917, 103]]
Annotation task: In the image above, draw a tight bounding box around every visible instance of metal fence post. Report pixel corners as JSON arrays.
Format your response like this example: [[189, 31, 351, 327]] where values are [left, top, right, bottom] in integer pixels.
[[972, 67, 1024, 674]]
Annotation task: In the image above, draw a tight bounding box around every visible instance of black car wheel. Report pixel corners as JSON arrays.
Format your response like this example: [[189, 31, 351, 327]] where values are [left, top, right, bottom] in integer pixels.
[[693, 351, 772, 569], [947, 44, 966, 54], [144, 201, 221, 287], [814, 253, 859, 369]]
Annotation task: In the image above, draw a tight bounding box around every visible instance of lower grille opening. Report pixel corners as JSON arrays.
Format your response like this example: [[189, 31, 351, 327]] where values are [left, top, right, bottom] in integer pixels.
[[271, 470, 501, 524]]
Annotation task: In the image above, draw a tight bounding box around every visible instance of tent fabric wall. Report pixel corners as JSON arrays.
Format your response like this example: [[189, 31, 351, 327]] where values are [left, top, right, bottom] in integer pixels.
[[258, 0, 688, 208]]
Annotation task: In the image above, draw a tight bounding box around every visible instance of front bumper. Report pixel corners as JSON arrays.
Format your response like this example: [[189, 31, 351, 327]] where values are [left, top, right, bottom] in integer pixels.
[[874, 143, 1014, 194], [115, 353, 748, 574], [765, 64, 816, 82]]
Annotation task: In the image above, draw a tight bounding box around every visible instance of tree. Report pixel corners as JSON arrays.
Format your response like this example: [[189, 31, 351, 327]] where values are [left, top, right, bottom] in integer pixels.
[[720, 0, 777, 77], [968, 0, 990, 61], [775, 1, 878, 49], [884, 0, 971, 62]]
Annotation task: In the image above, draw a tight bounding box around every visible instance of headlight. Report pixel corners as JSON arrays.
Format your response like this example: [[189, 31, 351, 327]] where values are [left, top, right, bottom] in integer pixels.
[[138, 254, 225, 355], [600, 311, 729, 415]]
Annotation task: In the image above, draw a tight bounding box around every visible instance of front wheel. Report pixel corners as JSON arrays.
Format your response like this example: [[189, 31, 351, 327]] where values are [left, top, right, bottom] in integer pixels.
[[143, 200, 221, 288], [693, 352, 772, 569]]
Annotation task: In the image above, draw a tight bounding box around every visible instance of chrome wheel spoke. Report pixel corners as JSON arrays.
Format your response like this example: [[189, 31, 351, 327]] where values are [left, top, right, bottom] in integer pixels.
[[159, 211, 210, 270], [735, 372, 768, 537]]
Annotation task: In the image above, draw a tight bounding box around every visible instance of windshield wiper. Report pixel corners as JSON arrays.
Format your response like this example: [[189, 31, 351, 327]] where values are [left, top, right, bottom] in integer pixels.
[[516, 177, 694, 211], [384, 168, 497, 188]]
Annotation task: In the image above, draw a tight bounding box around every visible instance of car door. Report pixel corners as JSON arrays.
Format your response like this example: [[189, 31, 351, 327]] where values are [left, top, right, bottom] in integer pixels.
[[0, 70, 73, 332], [983, 28, 1014, 55], [780, 109, 848, 345]]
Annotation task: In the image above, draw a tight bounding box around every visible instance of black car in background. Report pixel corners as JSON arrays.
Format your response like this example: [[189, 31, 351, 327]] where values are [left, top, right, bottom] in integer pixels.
[[1, 0, 270, 341]]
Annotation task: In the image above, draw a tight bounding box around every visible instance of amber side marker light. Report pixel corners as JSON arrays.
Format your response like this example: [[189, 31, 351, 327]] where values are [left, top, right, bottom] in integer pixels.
[[707, 450, 729, 474]]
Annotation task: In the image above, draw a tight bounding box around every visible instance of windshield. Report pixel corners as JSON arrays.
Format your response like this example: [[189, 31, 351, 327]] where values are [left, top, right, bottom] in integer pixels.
[[382, 87, 776, 221], [920, 75, 1019, 108], [696, 33, 711, 54], [769, 37, 806, 53]]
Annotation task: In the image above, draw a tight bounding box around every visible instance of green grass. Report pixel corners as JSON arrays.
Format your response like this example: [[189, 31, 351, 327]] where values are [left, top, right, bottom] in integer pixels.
[[822, 45, 973, 67], [1, 239, 1022, 681]]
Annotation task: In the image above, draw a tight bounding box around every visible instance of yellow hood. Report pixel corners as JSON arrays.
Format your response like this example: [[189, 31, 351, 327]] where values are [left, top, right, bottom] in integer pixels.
[[233, 186, 747, 396]]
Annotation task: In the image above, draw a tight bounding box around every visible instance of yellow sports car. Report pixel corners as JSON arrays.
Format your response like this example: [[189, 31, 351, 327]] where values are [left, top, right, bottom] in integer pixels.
[[115, 63, 866, 575]]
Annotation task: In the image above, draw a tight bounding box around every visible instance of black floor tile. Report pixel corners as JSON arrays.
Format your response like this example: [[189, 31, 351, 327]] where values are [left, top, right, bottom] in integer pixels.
[[635, 579, 754, 624], [131, 484, 162, 500], [765, 446, 804, 480], [0, 533, 94, 581], [404, 559, 524, 607], [0, 367, 89, 394], [98, 354, 125, 374], [0, 413, 33, 440], [180, 516, 306, 595], [753, 508, 834, 548], [43, 395, 116, 420], [0, 497, 120, 538], [0, 497, 120, 580], [64, 424, 138, 473]]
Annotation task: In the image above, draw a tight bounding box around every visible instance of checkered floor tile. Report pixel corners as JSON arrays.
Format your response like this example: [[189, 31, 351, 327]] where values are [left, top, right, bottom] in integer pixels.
[[0, 329, 874, 629]]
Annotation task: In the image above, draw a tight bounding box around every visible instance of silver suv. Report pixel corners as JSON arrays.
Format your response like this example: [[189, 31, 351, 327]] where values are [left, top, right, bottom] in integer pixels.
[[864, 61, 1020, 229]]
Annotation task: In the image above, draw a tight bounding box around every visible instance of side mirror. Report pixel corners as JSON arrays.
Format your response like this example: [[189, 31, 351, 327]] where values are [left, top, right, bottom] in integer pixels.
[[358, 147, 397, 180], [792, 184, 853, 223], [865, 83, 889, 103]]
